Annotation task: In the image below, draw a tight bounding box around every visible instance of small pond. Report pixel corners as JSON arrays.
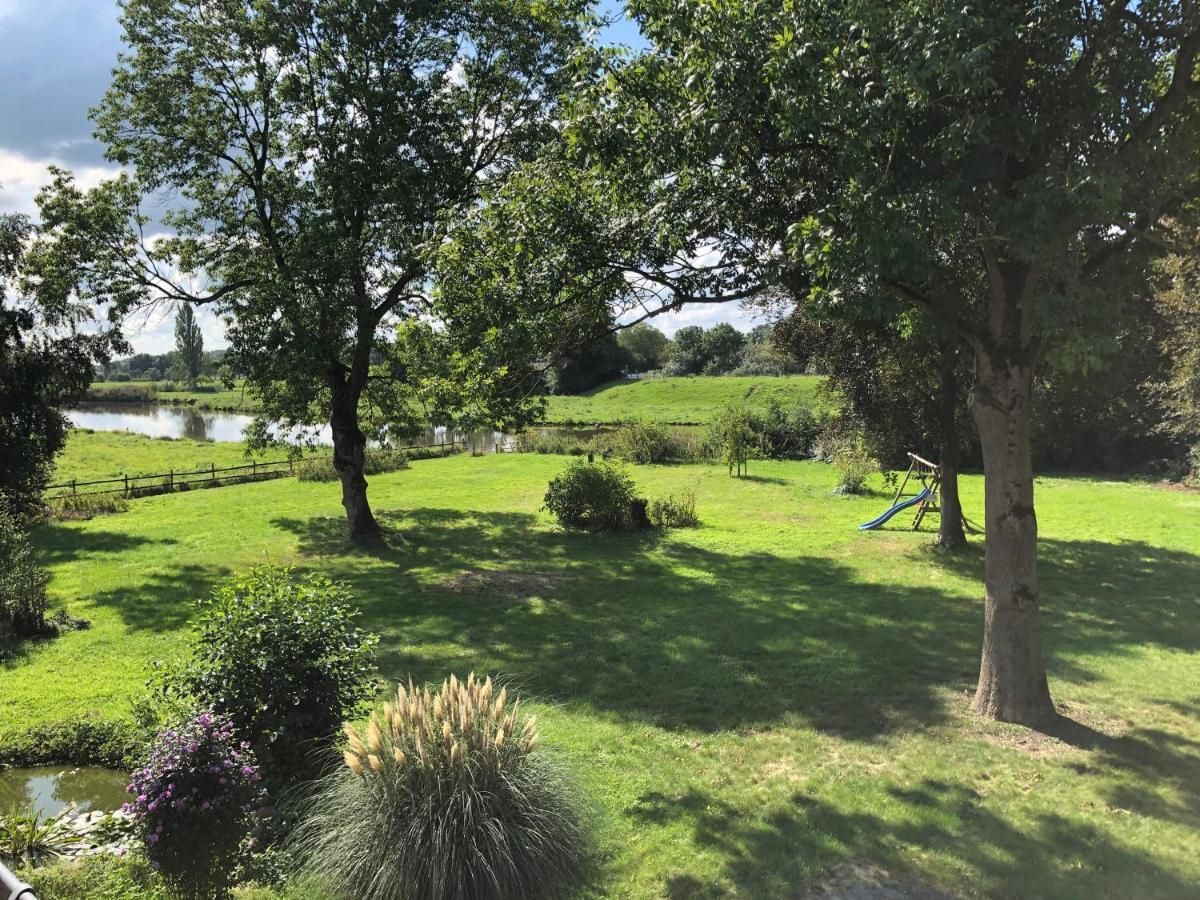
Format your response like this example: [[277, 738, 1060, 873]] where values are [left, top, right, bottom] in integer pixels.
[[0, 766, 128, 817]]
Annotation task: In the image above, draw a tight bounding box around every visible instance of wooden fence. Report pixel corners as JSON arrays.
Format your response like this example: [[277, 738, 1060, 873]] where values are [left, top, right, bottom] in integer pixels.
[[45, 440, 466, 501]]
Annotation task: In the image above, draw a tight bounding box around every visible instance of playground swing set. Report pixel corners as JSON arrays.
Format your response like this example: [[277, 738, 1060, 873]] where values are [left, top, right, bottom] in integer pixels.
[[858, 451, 971, 533]]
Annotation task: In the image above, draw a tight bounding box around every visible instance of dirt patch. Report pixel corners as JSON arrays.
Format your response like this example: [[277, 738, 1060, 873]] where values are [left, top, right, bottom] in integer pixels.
[[806, 861, 957, 899], [1156, 480, 1198, 493], [962, 695, 1129, 758], [438, 568, 569, 602]]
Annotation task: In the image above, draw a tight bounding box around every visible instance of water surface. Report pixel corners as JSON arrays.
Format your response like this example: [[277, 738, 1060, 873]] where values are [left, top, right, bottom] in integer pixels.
[[0, 767, 128, 817]]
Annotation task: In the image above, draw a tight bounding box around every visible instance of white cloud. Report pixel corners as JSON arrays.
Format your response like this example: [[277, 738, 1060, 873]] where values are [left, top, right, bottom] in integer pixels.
[[0, 146, 117, 215], [0, 0, 19, 19]]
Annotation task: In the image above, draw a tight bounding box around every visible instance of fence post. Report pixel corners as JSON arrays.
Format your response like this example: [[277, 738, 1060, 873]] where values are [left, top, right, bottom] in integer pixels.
[[124, 473, 129, 495], [168, 469, 174, 489], [252, 460, 257, 478], [211, 462, 216, 483], [71, 479, 77, 496]]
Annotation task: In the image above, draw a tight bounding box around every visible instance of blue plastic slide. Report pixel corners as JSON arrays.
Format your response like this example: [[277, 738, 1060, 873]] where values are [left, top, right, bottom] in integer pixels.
[[858, 487, 931, 531]]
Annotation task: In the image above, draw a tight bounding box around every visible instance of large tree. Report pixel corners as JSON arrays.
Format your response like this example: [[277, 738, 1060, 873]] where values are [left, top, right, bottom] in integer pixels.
[[38, 0, 588, 541], [611, 0, 1200, 723], [446, 1, 1200, 724], [1, 209, 123, 518]]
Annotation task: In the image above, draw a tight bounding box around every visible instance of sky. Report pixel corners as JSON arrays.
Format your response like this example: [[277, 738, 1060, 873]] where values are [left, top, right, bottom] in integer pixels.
[[0, 0, 760, 354]]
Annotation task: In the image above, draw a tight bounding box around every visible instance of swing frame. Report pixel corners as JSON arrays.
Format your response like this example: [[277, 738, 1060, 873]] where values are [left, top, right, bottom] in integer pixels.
[[891, 451, 962, 532]]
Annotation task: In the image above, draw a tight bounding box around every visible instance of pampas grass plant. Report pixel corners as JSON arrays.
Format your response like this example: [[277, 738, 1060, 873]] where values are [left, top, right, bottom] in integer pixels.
[[292, 674, 590, 900]]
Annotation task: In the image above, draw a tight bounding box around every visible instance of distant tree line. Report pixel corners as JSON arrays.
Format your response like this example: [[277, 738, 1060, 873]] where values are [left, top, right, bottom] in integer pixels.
[[547, 320, 805, 393], [103, 348, 226, 384]]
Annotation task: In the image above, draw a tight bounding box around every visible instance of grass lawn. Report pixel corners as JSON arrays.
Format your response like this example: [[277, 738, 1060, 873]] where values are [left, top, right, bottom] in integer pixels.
[[543, 375, 827, 424], [49, 431, 288, 486], [9, 449, 1200, 896]]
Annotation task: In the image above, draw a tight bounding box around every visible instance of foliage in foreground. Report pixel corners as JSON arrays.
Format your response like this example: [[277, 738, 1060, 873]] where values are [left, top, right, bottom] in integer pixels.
[[21, 853, 171, 900], [543, 459, 645, 531], [153, 567, 378, 788], [0, 504, 50, 641], [124, 712, 263, 896], [0, 806, 82, 868], [293, 675, 590, 900]]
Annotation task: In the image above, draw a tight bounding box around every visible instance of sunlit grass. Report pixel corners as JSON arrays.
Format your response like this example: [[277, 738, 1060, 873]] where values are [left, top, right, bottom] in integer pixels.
[[8, 450, 1200, 896]]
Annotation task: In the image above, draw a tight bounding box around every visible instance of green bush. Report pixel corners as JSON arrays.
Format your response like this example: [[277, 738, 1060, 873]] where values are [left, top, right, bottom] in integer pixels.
[[648, 492, 699, 528], [600, 421, 710, 464], [708, 403, 759, 477], [0, 716, 138, 768], [516, 429, 595, 456], [294, 448, 410, 482], [166, 566, 379, 787], [605, 420, 676, 463], [292, 675, 590, 900], [830, 434, 878, 495], [750, 399, 821, 458], [0, 505, 49, 640], [47, 492, 129, 520], [21, 853, 171, 900], [543, 459, 643, 530]]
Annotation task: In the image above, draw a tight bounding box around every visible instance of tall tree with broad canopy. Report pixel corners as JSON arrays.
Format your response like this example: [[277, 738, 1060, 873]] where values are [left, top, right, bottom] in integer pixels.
[[440, 2, 1200, 724], [1, 208, 124, 519], [36, 0, 590, 542]]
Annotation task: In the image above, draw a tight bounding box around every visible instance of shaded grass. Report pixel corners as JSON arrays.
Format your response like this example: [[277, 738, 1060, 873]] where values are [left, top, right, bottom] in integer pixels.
[[8, 453, 1200, 897]]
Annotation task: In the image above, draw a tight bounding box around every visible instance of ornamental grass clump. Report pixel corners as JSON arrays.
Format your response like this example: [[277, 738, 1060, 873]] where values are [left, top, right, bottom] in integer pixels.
[[124, 712, 263, 897], [293, 674, 590, 900]]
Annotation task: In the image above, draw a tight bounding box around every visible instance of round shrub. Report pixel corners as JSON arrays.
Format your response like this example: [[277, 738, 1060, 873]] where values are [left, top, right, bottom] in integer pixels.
[[176, 566, 378, 786], [293, 674, 590, 900], [123, 712, 263, 896], [543, 459, 642, 530]]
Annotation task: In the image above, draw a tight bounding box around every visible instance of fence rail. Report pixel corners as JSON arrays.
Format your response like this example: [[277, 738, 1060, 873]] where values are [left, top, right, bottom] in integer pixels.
[[45, 440, 465, 501]]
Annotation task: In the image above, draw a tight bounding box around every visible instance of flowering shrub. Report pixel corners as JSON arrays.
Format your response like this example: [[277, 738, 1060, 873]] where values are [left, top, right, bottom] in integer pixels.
[[124, 712, 262, 895], [293, 674, 590, 900], [171, 565, 378, 787]]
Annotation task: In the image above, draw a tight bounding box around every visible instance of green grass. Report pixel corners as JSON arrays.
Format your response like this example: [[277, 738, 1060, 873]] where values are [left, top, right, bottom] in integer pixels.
[[88, 380, 262, 411], [543, 375, 827, 424], [8, 446, 1200, 897], [49, 431, 285, 487]]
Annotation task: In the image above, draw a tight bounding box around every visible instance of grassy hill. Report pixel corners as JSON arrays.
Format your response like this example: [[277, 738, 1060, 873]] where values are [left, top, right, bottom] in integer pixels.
[[542, 374, 827, 424], [11, 448, 1200, 896]]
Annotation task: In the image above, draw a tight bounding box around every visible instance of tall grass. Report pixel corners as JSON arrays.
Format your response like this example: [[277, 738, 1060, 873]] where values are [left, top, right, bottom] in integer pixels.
[[292, 674, 591, 900]]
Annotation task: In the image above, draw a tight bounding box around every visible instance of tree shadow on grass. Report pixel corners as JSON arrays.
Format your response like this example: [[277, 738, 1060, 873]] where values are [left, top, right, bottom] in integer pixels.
[[272, 507, 980, 740], [76, 562, 231, 634], [634, 779, 1197, 898], [33, 526, 175, 567], [926, 538, 1200, 676]]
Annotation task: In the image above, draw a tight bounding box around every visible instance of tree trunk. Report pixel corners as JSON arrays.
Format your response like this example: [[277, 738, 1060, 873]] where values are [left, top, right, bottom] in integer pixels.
[[330, 387, 382, 543], [936, 344, 966, 549], [970, 344, 1055, 724]]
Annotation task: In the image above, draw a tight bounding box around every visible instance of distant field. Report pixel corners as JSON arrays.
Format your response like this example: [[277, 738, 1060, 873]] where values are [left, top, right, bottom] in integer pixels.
[[87, 380, 262, 411], [542, 375, 827, 424]]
